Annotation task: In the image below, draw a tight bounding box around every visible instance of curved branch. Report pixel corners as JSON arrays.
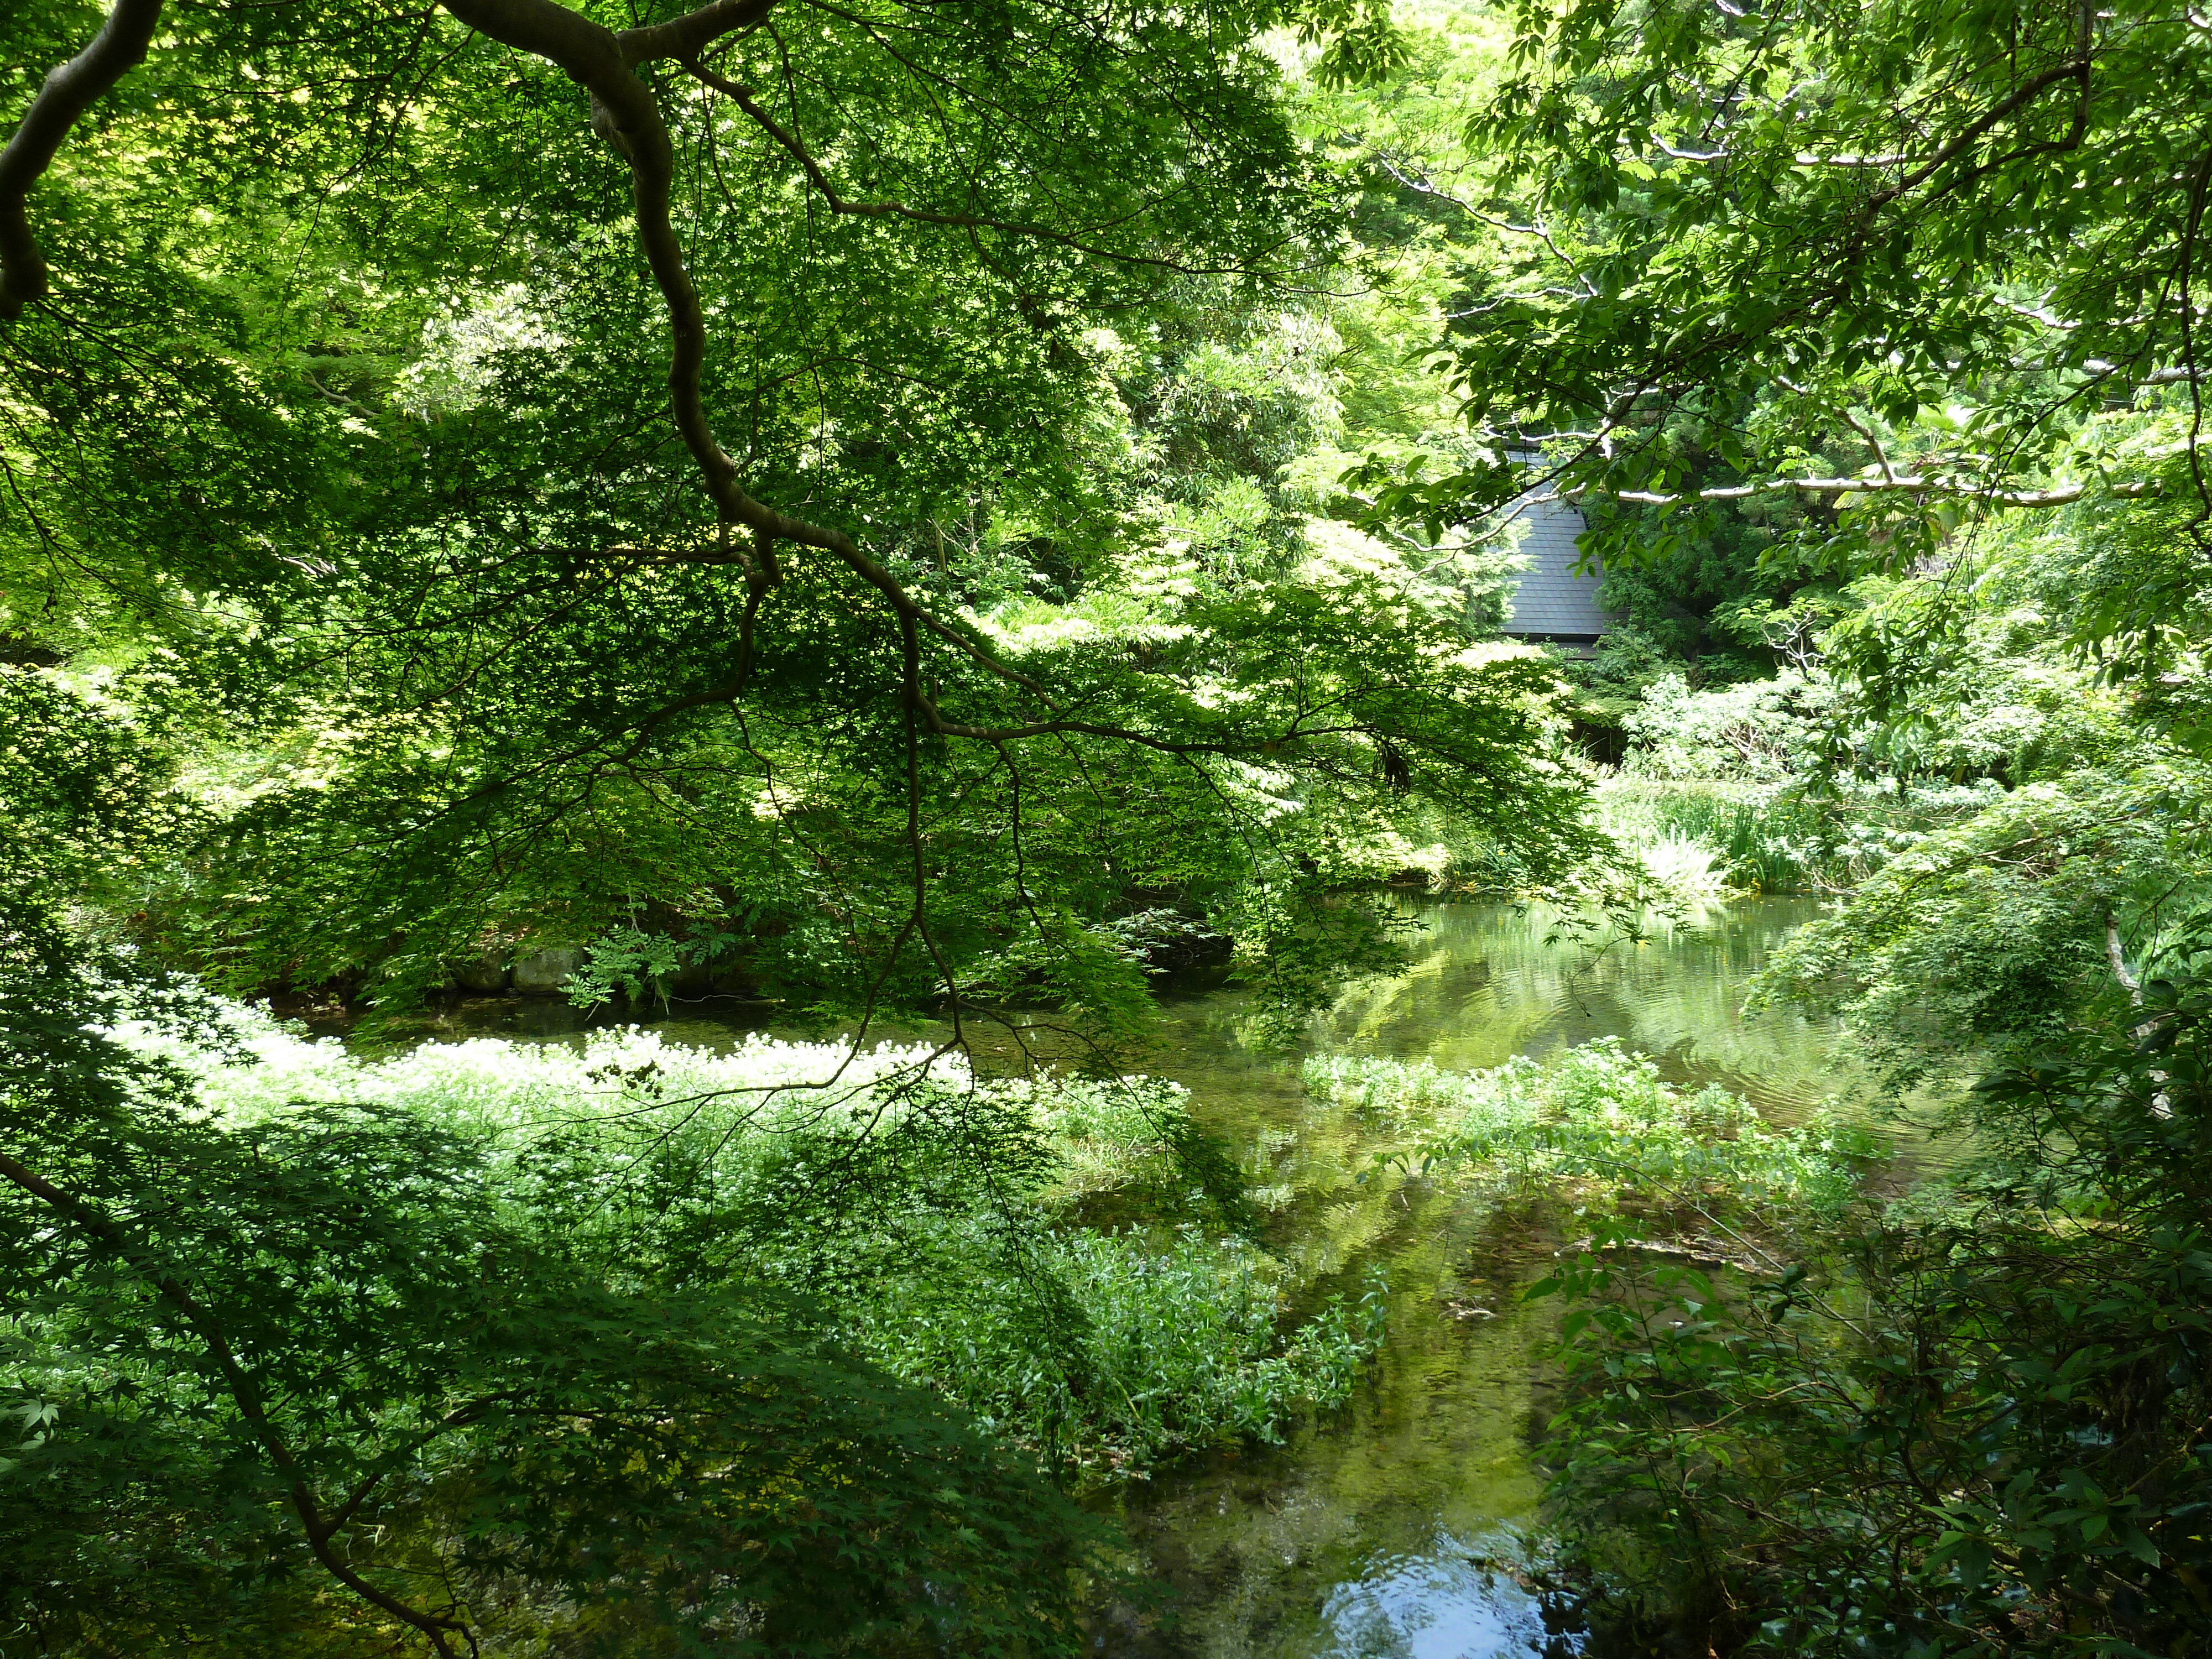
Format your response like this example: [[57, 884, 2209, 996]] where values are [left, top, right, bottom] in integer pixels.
[[1, 0, 1150, 723], [0, 0, 165, 320], [618, 0, 778, 66], [1775, 373, 1898, 485], [1872, 56, 2091, 207], [437, 0, 1052, 714]]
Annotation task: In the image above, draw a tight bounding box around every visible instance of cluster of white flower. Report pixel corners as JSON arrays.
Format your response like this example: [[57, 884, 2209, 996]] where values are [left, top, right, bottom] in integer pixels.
[[122, 1004, 965, 1140]]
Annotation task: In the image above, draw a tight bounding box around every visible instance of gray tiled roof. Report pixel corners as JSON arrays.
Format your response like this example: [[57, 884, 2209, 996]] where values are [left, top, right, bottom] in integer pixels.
[[1499, 489, 1613, 638]]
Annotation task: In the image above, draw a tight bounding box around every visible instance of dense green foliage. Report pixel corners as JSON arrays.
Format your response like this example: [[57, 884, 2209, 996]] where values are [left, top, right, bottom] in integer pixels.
[[1535, 984, 2212, 1658], [1356, 0, 2212, 556], [1, 0, 1597, 1030], [2, 917, 1105, 1656], [13, 0, 2212, 1647], [1310, 1041, 1871, 1214], [1311, 0, 2212, 1649], [149, 1016, 1385, 1475], [0, 0, 1575, 1646], [1515, 469, 2212, 1650]]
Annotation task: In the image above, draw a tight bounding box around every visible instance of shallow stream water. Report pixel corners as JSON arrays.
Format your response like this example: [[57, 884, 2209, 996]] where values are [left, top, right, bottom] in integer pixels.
[[409, 896, 1869, 1657], [1078, 896, 1864, 1659]]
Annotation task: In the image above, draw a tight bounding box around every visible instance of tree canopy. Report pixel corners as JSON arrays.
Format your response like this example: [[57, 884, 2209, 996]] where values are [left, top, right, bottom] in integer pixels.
[[20, 0, 2212, 1650], [1352, 0, 2212, 592], [0, 2, 1603, 1648], [1, 0, 1594, 1030]]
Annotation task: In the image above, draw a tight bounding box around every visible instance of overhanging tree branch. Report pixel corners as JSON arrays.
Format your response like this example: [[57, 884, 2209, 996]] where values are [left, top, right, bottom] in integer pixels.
[[430, 0, 1062, 718], [617, 0, 778, 66], [0, 0, 1237, 732], [0, 0, 164, 320], [0, 1146, 471, 1657], [1871, 55, 2092, 208]]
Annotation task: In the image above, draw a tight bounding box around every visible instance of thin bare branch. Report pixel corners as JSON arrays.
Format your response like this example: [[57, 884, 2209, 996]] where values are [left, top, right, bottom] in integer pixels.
[[1546, 472, 2156, 508]]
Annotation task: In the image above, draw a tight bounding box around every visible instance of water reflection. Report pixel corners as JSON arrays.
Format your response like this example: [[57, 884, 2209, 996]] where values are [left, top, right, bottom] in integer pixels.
[[1152, 895, 1849, 1121], [1321, 1538, 1568, 1659], [1092, 897, 1848, 1658], [392, 897, 1854, 1657]]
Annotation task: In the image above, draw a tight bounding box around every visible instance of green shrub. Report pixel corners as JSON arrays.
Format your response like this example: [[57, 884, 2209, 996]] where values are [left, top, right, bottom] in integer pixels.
[[4, 955, 1105, 1659], [1524, 985, 2212, 1657], [137, 1010, 1380, 1480], [858, 1223, 1386, 1472]]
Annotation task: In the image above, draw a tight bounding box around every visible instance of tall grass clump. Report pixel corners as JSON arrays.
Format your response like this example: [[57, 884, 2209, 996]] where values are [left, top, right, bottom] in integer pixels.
[[1632, 828, 1731, 899], [1434, 834, 1535, 893], [1599, 776, 1833, 893], [140, 1009, 1383, 1478]]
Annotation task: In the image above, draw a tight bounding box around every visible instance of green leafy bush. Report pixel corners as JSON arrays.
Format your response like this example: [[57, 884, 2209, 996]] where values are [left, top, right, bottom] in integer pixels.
[[139, 1011, 1380, 1479], [1525, 983, 2212, 1657], [859, 1224, 1386, 1473], [1620, 673, 1830, 786], [1, 931, 1101, 1658]]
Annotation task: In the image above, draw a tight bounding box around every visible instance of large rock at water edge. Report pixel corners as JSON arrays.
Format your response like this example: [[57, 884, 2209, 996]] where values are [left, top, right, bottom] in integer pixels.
[[511, 946, 584, 996]]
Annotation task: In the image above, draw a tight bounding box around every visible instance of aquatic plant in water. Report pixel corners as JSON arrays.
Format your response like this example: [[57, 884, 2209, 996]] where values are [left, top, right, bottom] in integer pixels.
[[1305, 1040, 1875, 1219]]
